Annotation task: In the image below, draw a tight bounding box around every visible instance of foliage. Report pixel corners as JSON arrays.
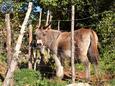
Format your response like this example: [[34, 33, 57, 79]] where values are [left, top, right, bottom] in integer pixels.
[[14, 69, 41, 86], [0, 79, 2, 86], [0, 0, 13, 13], [109, 79, 115, 86], [18, 0, 42, 23], [96, 11, 115, 45], [36, 78, 66, 86], [39, 0, 99, 29], [97, 0, 115, 12], [96, 11, 115, 74], [0, 51, 6, 63], [99, 48, 115, 74], [14, 69, 66, 86]]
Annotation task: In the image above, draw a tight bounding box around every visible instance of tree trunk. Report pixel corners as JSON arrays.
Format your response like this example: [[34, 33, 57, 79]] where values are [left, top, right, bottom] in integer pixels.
[[5, 14, 12, 66], [33, 50, 37, 70], [28, 24, 33, 69], [71, 5, 75, 83], [2, 2, 33, 86], [5, 13, 14, 86]]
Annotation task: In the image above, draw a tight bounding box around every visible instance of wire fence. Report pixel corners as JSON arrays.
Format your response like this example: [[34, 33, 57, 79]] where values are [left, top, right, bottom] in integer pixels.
[[40, 12, 104, 22]]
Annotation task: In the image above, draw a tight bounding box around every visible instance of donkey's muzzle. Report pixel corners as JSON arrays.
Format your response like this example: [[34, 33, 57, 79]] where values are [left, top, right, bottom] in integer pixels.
[[36, 40, 43, 49], [36, 40, 45, 55]]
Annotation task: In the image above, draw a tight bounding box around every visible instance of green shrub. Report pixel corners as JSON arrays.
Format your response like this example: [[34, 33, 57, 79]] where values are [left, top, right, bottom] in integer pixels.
[[75, 64, 84, 71], [0, 52, 7, 64], [0, 79, 2, 86], [109, 79, 115, 86], [36, 79, 66, 86], [99, 47, 115, 74], [14, 69, 41, 86], [14, 69, 66, 86], [96, 11, 115, 74]]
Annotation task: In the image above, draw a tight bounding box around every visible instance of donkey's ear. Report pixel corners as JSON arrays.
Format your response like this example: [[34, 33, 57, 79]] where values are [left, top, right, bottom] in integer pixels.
[[35, 25, 43, 34], [43, 27, 51, 32], [43, 22, 51, 30], [45, 27, 51, 30], [36, 24, 44, 30]]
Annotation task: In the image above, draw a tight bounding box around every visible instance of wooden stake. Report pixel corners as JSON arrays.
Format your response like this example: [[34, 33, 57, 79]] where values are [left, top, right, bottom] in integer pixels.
[[45, 10, 50, 26], [58, 20, 60, 31], [5, 14, 12, 66], [28, 24, 33, 69], [49, 14, 52, 28], [71, 5, 75, 83], [2, 2, 33, 86], [38, 11, 42, 27]]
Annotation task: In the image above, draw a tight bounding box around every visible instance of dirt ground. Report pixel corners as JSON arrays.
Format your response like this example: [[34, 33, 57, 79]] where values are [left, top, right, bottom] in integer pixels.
[[63, 69, 115, 86]]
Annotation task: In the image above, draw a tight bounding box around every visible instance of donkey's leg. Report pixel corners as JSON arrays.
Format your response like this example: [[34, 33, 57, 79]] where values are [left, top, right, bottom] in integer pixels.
[[85, 61, 90, 80], [80, 55, 90, 80], [52, 43, 64, 78], [52, 54, 64, 78], [94, 63, 100, 79]]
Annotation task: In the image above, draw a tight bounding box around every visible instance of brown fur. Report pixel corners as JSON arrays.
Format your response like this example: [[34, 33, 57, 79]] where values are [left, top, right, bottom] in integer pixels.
[[35, 27, 99, 79]]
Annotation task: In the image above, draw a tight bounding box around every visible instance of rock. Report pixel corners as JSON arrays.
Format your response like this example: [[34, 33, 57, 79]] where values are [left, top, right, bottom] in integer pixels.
[[66, 82, 91, 86]]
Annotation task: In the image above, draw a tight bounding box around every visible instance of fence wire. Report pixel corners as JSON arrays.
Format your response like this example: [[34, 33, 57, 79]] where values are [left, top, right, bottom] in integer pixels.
[[40, 12, 104, 22]]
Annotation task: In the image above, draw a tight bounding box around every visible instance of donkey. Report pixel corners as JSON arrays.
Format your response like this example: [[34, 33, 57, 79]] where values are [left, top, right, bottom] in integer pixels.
[[35, 26, 99, 80]]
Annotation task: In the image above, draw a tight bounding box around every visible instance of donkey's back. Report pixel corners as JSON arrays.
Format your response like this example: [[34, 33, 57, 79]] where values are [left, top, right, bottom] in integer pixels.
[[74, 28, 99, 64], [56, 28, 99, 79], [57, 28, 99, 63]]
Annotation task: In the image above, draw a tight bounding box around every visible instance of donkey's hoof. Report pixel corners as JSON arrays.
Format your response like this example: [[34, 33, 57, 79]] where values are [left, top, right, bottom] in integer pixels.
[[56, 66, 64, 78]]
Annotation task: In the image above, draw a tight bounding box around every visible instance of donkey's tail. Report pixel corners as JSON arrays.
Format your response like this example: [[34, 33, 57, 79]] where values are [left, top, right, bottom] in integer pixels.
[[88, 30, 99, 65]]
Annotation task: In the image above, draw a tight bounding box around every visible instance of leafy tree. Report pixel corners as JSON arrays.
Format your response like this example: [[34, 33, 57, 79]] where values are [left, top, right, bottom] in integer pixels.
[[97, 0, 115, 12], [96, 11, 115, 74]]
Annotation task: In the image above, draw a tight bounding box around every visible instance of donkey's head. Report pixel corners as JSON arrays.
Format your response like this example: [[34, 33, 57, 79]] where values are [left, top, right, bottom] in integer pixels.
[[35, 23, 51, 53]]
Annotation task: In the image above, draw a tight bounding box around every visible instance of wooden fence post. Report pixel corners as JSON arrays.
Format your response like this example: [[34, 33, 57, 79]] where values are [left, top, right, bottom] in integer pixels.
[[2, 2, 33, 86], [5, 14, 12, 66], [45, 10, 50, 26], [28, 24, 33, 69], [71, 5, 75, 83], [38, 11, 42, 27], [58, 20, 60, 31], [49, 14, 52, 28]]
